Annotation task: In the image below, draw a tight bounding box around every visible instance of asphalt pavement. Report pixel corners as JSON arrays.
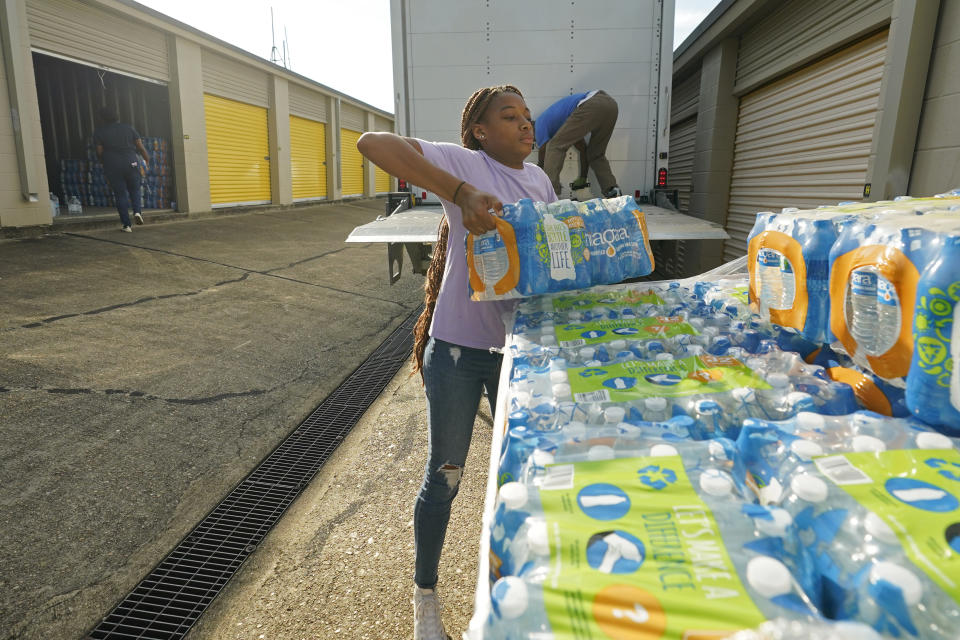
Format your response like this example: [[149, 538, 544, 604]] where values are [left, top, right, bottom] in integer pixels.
[[0, 200, 491, 639]]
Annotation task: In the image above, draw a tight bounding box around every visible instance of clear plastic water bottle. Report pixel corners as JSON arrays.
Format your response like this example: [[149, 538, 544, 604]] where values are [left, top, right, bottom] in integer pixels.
[[874, 275, 901, 356], [907, 233, 960, 432], [849, 267, 879, 356], [486, 575, 551, 638], [757, 248, 784, 316]]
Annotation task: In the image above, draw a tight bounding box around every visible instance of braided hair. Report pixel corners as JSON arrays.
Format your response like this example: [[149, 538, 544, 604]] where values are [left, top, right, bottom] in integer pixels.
[[411, 84, 524, 376]]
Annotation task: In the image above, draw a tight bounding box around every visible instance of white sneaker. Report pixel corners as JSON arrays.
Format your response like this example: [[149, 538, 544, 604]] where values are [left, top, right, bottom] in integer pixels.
[[121, 226, 132, 233], [413, 586, 449, 640], [133, 212, 144, 225]]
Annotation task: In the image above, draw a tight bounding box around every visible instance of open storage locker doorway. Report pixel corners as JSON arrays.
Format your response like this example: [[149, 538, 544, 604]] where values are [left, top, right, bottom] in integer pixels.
[[32, 52, 176, 216]]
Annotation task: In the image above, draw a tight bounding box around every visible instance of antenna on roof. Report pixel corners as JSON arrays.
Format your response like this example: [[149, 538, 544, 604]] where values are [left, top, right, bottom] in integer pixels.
[[269, 7, 282, 66], [283, 25, 291, 69]]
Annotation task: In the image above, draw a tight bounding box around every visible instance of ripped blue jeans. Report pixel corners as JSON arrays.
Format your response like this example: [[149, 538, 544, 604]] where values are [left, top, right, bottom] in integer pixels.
[[414, 337, 502, 589]]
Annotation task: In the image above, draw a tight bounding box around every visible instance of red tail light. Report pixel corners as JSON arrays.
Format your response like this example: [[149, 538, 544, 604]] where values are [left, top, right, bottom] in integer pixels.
[[634, 190, 641, 200], [398, 179, 407, 190], [422, 191, 428, 200], [658, 168, 668, 188]]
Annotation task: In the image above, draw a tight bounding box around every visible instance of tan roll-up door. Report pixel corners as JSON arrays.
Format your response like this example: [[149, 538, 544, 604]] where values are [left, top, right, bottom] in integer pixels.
[[669, 117, 697, 214], [290, 116, 327, 200], [26, 0, 168, 81], [340, 128, 364, 196], [204, 94, 271, 206], [723, 30, 888, 261]]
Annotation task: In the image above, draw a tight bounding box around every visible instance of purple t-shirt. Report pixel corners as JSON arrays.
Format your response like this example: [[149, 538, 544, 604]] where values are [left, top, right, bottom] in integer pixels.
[[419, 140, 557, 350]]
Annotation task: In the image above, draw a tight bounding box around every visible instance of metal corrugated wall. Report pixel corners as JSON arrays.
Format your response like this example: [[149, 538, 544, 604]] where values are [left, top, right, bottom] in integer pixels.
[[289, 85, 328, 123], [669, 118, 697, 214], [201, 50, 269, 108], [26, 0, 169, 81], [204, 94, 271, 206], [723, 31, 888, 261], [340, 102, 365, 131], [289, 116, 327, 200], [735, 0, 892, 92], [339, 128, 364, 196]]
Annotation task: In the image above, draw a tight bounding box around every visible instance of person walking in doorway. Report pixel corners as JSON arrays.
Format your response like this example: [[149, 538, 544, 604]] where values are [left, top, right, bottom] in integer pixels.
[[535, 90, 622, 198], [93, 107, 150, 232]]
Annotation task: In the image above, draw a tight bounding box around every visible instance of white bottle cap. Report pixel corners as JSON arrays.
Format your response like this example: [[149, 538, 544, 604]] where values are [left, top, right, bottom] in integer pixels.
[[746, 358, 764, 371], [498, 482, 528, 510], [532, 449, 556, 467], [549, 369, 568, 384], [655, 353, 674, 361], [746, 556, 793, 598], [790, 439, 824, 461], [650, 443, 679, 457], [869, 562, 922, 606], [551, 383, 572, 399], [767, 372, 790, 388], [916, 431, 954, 450], [610, 339, 626, 350], [852, 435, 886, 453], [579, 347, 596, 360], [828, 622, 883, 640], [699, 469, 734, 496], [687, 345, 705, 355], [707, 440, 729, 460], [587, 445, 615, 461], [864, 511, 899, 545], [527, 519, 550, 556], [790, 474, 828, 503], [794, 411, 826, 430], [786, 391, 814, 408], [754, 508, 793, 537], [732, 387, 756, 402], [540, 335, 557, 347], [564, 421, 587, 439], [603, 406, 626, 423], [493, 576, 529, 619], [645, 397, 667, 411]]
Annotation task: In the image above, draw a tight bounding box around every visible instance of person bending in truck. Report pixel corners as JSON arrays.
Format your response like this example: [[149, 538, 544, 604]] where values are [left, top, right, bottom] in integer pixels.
[[93, 106, 150, 233], [534, 90, 622, 198], [358, 86, 556, 640]]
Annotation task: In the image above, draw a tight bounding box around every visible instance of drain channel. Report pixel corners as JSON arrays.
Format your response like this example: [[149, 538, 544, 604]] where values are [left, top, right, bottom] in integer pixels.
[[87, 306, 422, 639]]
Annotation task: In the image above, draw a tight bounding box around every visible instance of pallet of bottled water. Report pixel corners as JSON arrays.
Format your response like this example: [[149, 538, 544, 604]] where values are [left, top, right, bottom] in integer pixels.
[[745, 190, 960, 432], [468, 276, 960, 640]]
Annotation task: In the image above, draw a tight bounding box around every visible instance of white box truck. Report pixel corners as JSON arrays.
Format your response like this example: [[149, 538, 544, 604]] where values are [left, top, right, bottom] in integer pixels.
[[348, 0, 728, 284], [390, 0, 676, 203]]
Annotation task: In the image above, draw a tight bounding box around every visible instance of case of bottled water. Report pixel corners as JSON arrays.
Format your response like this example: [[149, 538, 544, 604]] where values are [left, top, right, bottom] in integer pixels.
[[467, 196, 654, 300]]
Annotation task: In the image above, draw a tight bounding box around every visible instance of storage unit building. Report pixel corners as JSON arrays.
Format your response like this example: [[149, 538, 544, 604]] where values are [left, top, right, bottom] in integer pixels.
[[669, 0, 958, 274], [0, 0, 393, 231]]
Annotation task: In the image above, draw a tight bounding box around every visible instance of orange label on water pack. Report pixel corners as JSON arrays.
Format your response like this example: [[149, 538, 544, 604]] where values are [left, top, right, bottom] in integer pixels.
[[747, 230, 808, 331], [828, 245, 918, 379]]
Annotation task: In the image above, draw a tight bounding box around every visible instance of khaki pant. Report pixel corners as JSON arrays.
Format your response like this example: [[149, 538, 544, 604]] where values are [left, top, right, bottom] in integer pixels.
[[542, 90, 619, 196]]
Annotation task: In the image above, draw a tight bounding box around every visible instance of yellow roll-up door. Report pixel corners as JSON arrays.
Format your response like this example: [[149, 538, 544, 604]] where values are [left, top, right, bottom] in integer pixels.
[[340, 128, 364, 196], [204, 94, 271, 206], [375, 166, 391, 193], [723, 31, 887, 260], [290, 116, 327, 200]]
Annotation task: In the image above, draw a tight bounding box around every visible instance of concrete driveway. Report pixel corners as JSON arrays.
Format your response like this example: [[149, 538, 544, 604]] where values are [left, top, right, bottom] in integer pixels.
[[0, 200, 455, 639]]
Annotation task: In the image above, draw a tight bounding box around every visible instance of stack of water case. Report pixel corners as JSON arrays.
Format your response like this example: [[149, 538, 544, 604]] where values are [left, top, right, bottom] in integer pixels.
[[58, 137, 173, 211], [465, 191, 960, 640]]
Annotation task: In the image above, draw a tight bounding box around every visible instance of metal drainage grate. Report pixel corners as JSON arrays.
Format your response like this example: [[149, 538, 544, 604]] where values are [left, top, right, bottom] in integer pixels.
[[87, 306, 422, 639]]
